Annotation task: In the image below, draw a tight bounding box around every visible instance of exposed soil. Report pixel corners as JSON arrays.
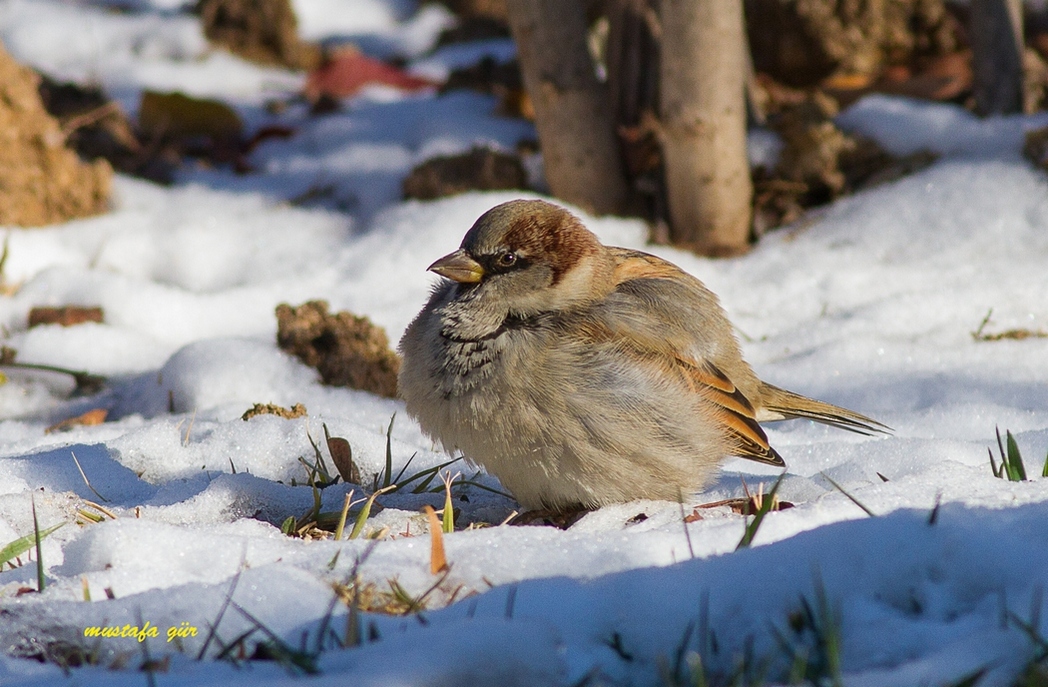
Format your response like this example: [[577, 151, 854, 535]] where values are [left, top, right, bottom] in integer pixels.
[[403, 147, 528, 201], [0, 43, 112, 227], [746, 0, 961, 88], [196, 0, 321, 70], [275, 301, 400, 398]]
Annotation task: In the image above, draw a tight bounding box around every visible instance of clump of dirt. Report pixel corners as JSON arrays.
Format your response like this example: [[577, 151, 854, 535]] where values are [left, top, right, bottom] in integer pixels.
[[1023, 124, 1048, 171], [441, 56, 521, 96], [276, 301, 400, 398], [772, 92, 855, 198], [440, 56, 529, 117], [196, 0, 321, 70], [403, 147, 528, 200], [241, 402, 307, 421], [0, 43, 112, 227], [437, 16, 510, 46], [746, 0, 960, 88], [438, 0, 508, 23], [753, 91, 937, 232], [39, 79, 255, 183]]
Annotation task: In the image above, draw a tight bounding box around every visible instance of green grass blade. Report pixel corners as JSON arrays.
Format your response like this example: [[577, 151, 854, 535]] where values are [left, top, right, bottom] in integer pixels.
[[392, 452, 417, 486], [453, 479, 513, 499], [382, 414, 396, 489], [32, 496, 46, 592], [0, 522, 64, 569], [403, 457, 464, 493], [307, 427, 332, 484], [989, 447, 1002, 478], [1042, 448, 1048, 478], [1005, 430, 1027, 481], [442, 481, 455, 534]]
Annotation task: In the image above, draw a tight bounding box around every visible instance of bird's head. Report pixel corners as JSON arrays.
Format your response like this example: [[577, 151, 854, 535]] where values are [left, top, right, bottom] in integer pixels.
[[428, 200, 612, 317]]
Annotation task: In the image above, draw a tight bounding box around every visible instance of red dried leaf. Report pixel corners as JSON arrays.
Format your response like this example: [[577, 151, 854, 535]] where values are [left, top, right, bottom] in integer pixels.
[[304, 47, 437, 101]]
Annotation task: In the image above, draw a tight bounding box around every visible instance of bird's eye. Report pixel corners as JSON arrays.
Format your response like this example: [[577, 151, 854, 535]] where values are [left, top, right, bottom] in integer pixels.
[[497, 252, 518, 267]]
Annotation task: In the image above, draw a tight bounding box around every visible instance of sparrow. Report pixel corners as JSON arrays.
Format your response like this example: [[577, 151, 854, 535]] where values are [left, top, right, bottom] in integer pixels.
[[398, 199, 888, 511]]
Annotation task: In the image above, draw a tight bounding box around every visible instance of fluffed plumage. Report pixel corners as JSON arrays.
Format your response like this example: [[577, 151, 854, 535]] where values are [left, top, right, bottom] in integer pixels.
[[398, 200, 888, 510]]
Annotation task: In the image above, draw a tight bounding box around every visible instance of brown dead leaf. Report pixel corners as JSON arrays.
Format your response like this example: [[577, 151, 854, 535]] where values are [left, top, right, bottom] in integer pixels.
[[28, 306, 104, 328], [694, 496, 795, 515], [139, 91, 243, 141], [46, 408, 107, 434], [875, 51, 972, 102], [326, 434, 360, 484], [422, 505, 448, 574]]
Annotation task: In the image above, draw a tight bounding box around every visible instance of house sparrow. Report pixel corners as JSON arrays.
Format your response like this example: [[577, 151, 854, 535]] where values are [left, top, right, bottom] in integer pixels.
[[398, 200, 887, 511]]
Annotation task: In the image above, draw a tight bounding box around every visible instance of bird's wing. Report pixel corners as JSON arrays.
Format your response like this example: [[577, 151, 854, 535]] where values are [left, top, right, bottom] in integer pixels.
[[672, 357, 784, 467], [591, 248, 784, 467]]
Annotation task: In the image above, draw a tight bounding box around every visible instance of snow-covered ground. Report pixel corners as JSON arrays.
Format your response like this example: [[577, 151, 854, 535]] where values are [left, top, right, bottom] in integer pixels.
[[1, 2, 1047, 685]]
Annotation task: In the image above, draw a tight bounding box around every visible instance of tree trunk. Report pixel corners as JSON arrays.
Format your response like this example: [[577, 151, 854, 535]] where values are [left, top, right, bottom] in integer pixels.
[[606, 0, 666, 235], [660, 0, 752, 256], [507, 0, 630, 215], [970, 0, 1024, 116]]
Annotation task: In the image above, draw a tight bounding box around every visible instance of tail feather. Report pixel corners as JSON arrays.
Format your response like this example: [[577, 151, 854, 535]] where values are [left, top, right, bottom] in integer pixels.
[[756, 383, 891, 436]]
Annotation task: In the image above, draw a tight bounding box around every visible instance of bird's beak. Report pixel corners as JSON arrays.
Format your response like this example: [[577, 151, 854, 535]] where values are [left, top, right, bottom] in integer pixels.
[[428, 249, 485, 283]]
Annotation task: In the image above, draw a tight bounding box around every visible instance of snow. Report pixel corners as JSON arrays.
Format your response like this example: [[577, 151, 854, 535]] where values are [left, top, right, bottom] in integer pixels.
[[0, 1, 1047, 685]]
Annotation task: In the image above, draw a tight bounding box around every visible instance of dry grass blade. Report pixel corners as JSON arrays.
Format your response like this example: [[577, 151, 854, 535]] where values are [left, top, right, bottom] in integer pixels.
[[81, 500, 117, 520], [736, 473, 786, 550], [333, 491, 353, 541], [349, 485, 394, 540], [972, 308, 1048, 341], [422, 505, 448, 574], [71, 451, 109, 503], [820, 472, 876, 517], [77, 499, 117, 525]]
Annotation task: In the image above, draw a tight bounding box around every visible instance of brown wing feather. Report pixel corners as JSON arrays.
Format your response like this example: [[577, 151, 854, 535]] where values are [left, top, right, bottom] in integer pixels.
[[677, 359, 785, 467], [605, 248, 785, 468], [610, 249, 685, 283]]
